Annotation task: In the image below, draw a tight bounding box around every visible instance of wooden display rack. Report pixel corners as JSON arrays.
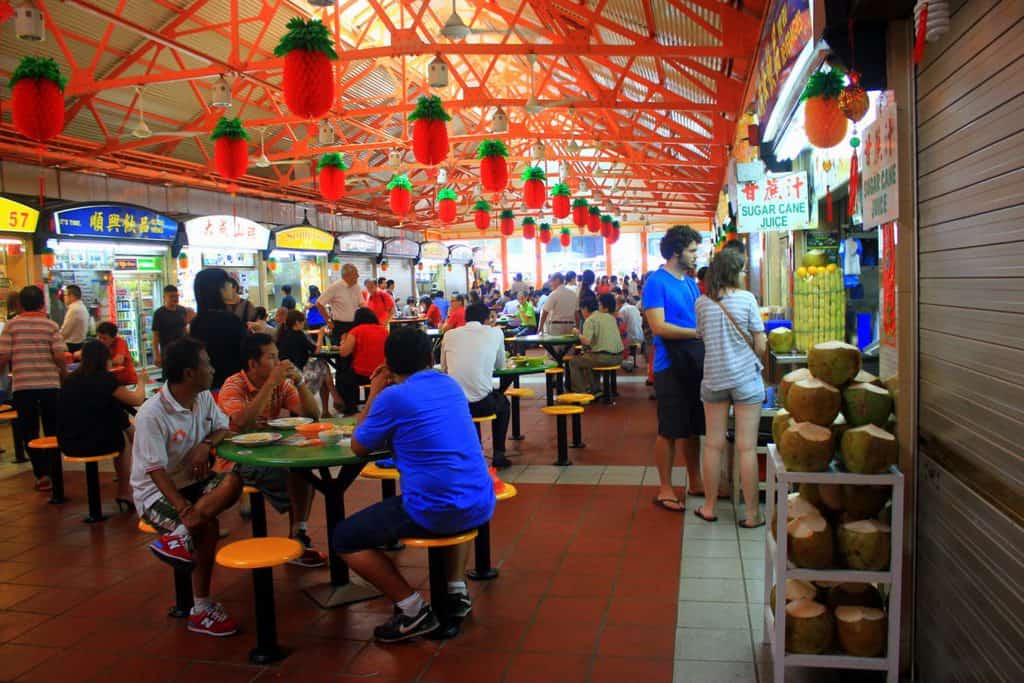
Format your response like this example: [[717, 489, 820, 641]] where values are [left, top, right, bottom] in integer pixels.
[[763, 444, 904, 683]]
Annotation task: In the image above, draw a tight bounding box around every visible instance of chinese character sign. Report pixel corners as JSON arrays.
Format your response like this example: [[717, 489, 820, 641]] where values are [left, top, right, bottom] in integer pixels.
[[54, 205, 178, 241], [736, 171, 810, 233], [861, 98, 899, 227], [184, 216, 270, 250]]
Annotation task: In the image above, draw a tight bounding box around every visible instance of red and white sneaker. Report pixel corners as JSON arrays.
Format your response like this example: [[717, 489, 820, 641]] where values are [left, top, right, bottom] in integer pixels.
[[149, 534, 193, 567], [188, 603, 238, 637]]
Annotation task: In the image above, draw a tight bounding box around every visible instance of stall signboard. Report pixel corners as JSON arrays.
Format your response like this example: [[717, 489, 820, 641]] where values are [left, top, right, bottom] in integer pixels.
[[201, 251, 257, 268], [860, 98, 899, 227], [275, 226, 334, 252], [737, 171, 810, 233], [419, 241, 448, 261], [185, 215, 270, 250], [382, 238, 419, 259], [334, 232, 382, 255], [751, 0, 812, 136], [114, 256, 162, 272], [449, 244, 474, 264], [53, 204, 178, 241], [1, 197, 39, 234]]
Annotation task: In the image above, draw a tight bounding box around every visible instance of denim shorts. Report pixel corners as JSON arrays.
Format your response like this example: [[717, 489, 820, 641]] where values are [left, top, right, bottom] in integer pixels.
[[701, 375, 765, 405], [333, 495, 445, 554]]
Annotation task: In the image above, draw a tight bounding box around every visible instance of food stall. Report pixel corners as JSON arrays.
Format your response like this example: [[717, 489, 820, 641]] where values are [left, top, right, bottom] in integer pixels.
[[264, 224, 335, 311], [179, 215, 270, 310], [380, 237, 418, 303], [41, 202, 179, 366], [416, 241, 449, 297], [0, 196, 38, 319], [330, 232, 382, 287], [447, 244, 473, 294]]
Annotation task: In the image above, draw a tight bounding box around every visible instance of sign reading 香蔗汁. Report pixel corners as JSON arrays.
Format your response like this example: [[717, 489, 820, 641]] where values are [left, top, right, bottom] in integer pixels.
[[53, 204, 178, 241], [860, 97, 899, 227], [274, 226, 334, 252], [736, 171, 810, 233]]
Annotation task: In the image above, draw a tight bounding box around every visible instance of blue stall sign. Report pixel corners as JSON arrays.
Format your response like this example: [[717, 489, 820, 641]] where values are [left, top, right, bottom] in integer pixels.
[[52, 204, 178, 241]]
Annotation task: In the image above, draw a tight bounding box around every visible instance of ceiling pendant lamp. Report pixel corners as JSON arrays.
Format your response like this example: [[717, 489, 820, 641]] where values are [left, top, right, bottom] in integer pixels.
[[491, 107, 508, 133], [531, 140, 545, 162], [317, 119, 334, 145], [14, 3, 44, 41], [428, 56, 449, 88], [307, 0, 335, 6], [210, 75, 232, 108], [388, 149, 403, 169]]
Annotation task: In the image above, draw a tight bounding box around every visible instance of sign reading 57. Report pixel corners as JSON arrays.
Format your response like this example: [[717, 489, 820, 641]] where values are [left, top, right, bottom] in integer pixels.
[[0, 197, 39, 234]]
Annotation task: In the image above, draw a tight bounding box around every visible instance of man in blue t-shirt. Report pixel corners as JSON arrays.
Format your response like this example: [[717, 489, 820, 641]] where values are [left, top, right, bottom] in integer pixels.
[[338, 327, 496, 643], [642, 225, 707, 513], [432, 290, 450, 319]]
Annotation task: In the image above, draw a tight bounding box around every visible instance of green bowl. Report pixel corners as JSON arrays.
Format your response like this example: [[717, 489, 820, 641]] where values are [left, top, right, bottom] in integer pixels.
[[512, 357, 545, 368]]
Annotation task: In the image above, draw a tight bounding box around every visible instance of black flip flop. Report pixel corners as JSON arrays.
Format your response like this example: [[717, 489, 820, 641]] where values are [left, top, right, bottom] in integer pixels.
[[693, 507, 718, 522], [738, 518, 766, 529], [652, 497, 685, 512]]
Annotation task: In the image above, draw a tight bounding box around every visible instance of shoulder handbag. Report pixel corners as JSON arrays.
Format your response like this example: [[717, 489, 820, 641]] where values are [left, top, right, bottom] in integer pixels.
[[712, 297, 758, 356]]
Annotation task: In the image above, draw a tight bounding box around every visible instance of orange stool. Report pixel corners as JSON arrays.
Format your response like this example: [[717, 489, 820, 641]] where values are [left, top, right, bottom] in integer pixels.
[[471, 413, 496, 445], [593, 365, 621, 404], [139, 518, 194, 618], [541, 405, 584, 466], [0, 409, 26, 463], [63, 451, 118, 523], [29, 436, 67, 504], [400, 531, 478, 639], [468, 483, 518, 582], [360, 463, 404, 550], [544, 367, 564, 405], [242, 485, 267, 537], [555, 393, 595, 448], [504, 387, 535, 441]]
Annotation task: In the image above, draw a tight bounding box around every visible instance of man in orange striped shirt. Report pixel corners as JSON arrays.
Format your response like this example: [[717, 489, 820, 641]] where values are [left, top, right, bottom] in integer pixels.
[[0, 286, 67, 491]]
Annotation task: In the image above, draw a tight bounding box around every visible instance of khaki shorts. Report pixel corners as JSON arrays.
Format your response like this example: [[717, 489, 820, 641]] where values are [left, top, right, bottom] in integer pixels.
[[141, 471, 232, 534]]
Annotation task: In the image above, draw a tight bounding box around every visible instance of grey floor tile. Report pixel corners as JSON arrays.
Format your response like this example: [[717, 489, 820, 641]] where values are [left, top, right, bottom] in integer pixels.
[[742, 558, 766, 579], [515, 465, 561, 484], [555, 465, 605, 484], [642, 465, 687, 487], [677, 578, 747, 603], [599, 465, 645, 485], [740, 541, 765, 559], [681, 538, 741, 558], [683, 521, 741, 540], [677, 601, 751, 630], [737, 522, 767, 542], [746, 580, 765, 603], [681, 557, 743, 579], [674, 659, 757, 683], [675, 627, 755, 662], [498, 464, 528, 482]]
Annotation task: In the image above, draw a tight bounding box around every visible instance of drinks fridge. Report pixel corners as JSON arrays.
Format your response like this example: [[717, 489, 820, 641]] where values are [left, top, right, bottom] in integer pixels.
[[114, 273, 162, 366]]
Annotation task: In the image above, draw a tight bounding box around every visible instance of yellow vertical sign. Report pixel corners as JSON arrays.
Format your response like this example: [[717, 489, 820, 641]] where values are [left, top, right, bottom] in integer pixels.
[[0, 197, 39, 234]]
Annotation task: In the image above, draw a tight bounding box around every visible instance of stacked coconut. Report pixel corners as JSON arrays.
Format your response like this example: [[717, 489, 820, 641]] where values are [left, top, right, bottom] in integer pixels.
[[769, 341, 896, 658]]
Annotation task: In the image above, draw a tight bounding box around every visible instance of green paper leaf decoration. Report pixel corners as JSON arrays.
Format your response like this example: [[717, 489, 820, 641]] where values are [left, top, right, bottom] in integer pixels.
[[211, 117, 249, 141], [800, 69, 845, 101], [9, 57, 66, 90], [559, 226, 572, 235], [539, 222, 551, 231], [408, 95, 452, 122], [500, 209, 515, 219], [589, 206, 601, 215], [476, 139, 509, 158], [612, 220, 620, 229], [550, 183, 571, 197], [387, 174, 413, 191], [472, 199, 491, 212], [520, 166, 547, 182], [317, 152, 349, 171], [521, 217, 537, 226], [572, 198, 589, 208], [601, 214, 613, 223], [437, 188, 458, 201], [274, 18, 338, 59]]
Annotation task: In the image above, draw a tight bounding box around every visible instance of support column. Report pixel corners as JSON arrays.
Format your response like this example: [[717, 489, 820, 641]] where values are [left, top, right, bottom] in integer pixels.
[[640, 228, 649, 274], [500, 236, 509, 291], [605, 238, 613, 277], [534, 236, 542, 286]]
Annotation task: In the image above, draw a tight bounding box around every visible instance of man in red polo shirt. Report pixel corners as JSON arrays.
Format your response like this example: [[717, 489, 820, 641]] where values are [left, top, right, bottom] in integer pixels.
[[440, 294, 466, 332], [363, 279, 394, 326]]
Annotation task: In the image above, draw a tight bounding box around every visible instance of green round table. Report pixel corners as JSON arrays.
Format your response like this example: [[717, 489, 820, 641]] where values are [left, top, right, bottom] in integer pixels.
[[216, 417, 388, 609], [512, 334, 579, 365]]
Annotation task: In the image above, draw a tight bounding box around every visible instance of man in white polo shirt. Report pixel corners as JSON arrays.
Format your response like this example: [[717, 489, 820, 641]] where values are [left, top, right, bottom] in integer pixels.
[[131, 337, 242, 637], [316, 263, 364, 345], [537, 272, 577, 336], [441, 303, 512, 469]]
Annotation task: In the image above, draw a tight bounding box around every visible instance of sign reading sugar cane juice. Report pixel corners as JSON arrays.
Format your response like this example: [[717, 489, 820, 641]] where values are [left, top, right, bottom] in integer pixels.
[[860, 98, 898, 227], [736, 171, 810, 233]]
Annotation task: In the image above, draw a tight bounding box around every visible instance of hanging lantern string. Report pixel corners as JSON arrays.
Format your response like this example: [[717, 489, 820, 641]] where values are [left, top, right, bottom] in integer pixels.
[[37, 144, 45, 210]]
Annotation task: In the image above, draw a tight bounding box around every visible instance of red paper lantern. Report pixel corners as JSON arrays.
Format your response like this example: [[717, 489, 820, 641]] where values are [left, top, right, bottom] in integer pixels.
[[211, 118, 250, 180], [477, 139, 509, 193], [6, 244, 20, 257], [609, 227, 620, 244], [388, 174, 413, 216], [10, 57, 66, 143], [472, 199, 491, 231], [318, 152, 348, 201], [41, 249, 56, 268], [267, 258, 278, 272], [499, 210, 515, 236], [801, 70, 849, 150], [380, 260, 389, 272], [409, 96, 451, 166], [600, 215, 613, 239], [437, 188, 458, 224], [550, 183, 571, 219], [521, 167, 547, 210], [275, 18, 338, 120], [521, 218, 536, 240], [177, 253, 189, 269], [559, 227, 572, 248], [572, 198, 589, 227], [538, 223, 552, 245], [587, 207, 601, 233]]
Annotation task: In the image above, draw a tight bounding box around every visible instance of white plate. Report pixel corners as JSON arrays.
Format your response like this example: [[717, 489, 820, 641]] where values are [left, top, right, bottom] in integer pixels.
[[266, 417, 314, 429], [229, 432, 283, 447]]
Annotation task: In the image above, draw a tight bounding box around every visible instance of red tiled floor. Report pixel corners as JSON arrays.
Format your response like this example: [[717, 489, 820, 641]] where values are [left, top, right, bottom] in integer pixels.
[[418, 646, 513, 683], [596, 623, 677, 659], [589, 655, 675, 683], [503, 652, 591, 683], [0, 643, 58, 680], [345, 641, 438, 681], [14, 646, 121, 683], [0, 610, 49, 642]]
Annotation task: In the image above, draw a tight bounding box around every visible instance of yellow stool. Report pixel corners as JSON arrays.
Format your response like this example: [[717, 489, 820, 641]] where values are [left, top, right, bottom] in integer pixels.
[[541, 405, 584, 466], [28, 436, 66, 504], [138, 517, 194, 618], [360, 462, 404, 550], [504, 387, 535, 441], [629, 342, 642, 370], [544, 367, 564, 405], [471, 413, 496, 445], [217, 537, 302, 664], [0, 409, 25, 466], [555, 393, 594, 448], [468, 484, 518, 582], [241, 484, 267, 537], [64, 451, 119, 523], [400, 530, 478, 640], [593, 365, 621, 404]]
